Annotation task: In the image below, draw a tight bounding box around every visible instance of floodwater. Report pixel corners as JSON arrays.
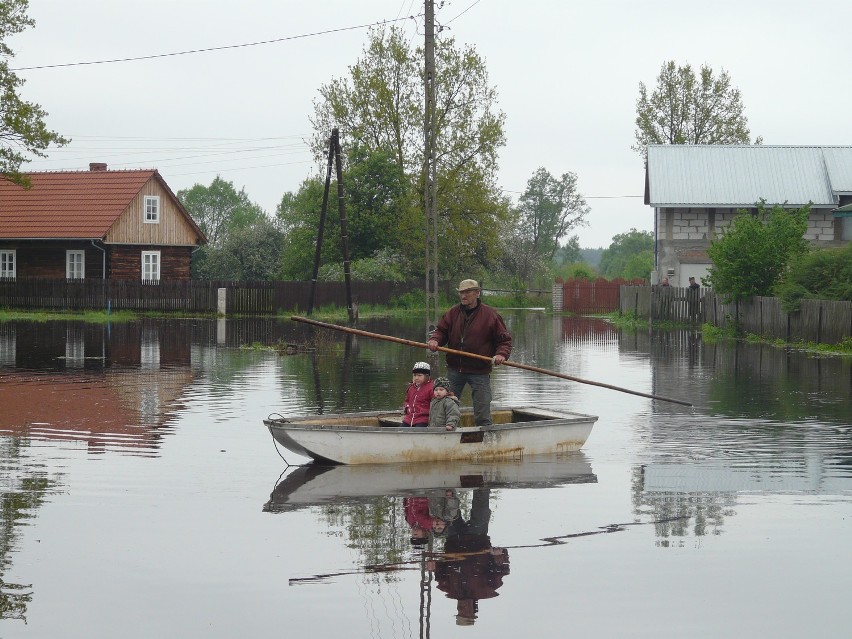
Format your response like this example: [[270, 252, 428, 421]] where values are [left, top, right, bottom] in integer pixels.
[[1, 313, 850, 638]]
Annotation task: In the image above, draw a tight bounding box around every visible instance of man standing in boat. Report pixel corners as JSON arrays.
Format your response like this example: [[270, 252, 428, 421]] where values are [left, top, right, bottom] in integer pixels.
[[427, 279, 512, 427]]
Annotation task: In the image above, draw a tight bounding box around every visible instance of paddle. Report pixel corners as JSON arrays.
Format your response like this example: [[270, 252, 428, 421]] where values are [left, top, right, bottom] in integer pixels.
[[290, 315, 693, 407]]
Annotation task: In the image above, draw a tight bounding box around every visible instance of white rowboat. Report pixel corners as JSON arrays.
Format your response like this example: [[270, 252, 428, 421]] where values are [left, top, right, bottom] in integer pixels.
[[264, 406, 597, 465]]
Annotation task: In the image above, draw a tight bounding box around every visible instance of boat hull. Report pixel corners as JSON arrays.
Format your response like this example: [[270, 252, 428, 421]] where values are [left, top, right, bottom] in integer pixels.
[[264, 406, 597, 465]]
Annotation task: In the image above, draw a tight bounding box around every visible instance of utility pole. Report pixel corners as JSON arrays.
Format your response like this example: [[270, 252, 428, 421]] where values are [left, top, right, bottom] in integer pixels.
[[423, 0, 438, 332]]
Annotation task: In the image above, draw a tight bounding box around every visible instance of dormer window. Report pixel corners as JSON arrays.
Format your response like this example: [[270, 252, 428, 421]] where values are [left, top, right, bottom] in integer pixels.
[[144, 195, 160, 223]]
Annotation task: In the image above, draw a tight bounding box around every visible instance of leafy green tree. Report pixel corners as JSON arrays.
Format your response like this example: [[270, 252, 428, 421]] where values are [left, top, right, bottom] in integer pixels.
[[0, 0, 68, 187], [341, 145, 419, 261], [211, 216, 284, 281], [318, 248, 408, 282], [554, 235, 582, 267], [177, 176, 265, 248], [622, 250, 654, 281], [310, 25, 509, 273], [277, 176, 329, 280], [706, 203, 810, 303], [555, 262, 597, 281], [518, 168, 590, 263], [495, 225, 546, 287], [774, 243, 852, 311], [599, 229, 654, 279], [632, 61, 761, 159], [177, 176, 268, 279], [580, 247, 604, 269], [276, 147, 421, 280]]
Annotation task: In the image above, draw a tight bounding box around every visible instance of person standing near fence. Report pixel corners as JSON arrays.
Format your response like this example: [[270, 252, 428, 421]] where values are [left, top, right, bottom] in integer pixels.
[[687, 276, 701, 322], [427, 279, 512, 427]]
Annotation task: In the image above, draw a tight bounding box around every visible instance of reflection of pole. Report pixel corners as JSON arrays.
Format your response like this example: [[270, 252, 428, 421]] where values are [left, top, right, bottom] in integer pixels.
[[310, 351, 324, 410], [338, 332, 353, 409], [308, 132, 336, 316], [423, 0, 438, 332], [419, 546, 432, 639], [332, 129, 355, 323]]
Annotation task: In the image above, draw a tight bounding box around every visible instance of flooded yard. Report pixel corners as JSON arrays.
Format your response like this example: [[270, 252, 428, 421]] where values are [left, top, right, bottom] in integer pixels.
[[1, 314, 850, 637]]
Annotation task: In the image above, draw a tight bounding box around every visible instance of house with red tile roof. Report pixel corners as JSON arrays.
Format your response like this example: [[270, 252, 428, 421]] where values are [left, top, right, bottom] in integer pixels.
[[0, 163, 206, 281]]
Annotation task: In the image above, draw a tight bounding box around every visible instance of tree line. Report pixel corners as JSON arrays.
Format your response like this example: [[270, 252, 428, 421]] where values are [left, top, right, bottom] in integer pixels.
[[4, 2, 847, 301]]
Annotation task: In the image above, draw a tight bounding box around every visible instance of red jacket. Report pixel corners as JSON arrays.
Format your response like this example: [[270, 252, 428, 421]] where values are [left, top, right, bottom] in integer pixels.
[[431, 301, 512, 374], [404, 497, 434, 530], [403, 380, 434, 425]]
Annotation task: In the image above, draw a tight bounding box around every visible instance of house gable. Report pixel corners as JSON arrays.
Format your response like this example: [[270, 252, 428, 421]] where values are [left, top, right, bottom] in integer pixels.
[[104, 173, 204, 246]]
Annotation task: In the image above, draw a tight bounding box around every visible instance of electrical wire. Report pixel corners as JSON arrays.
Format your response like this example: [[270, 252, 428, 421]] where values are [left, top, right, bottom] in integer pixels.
[[12, 15, 423, 71]]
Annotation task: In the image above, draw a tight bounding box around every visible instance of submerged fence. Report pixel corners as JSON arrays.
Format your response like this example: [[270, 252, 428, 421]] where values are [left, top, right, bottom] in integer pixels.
[[620, 285, 852, 344], [0, 278, 432, 314]]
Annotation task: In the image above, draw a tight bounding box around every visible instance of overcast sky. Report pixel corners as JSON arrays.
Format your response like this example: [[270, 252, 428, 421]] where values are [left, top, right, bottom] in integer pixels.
[[10, 0, 852, 248]]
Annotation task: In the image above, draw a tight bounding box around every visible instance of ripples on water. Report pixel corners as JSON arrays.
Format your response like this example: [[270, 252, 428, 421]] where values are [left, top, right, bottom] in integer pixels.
[[1, 315, 851, 637]]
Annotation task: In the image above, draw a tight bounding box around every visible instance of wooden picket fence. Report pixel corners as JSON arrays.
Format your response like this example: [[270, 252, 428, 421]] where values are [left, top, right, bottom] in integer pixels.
[[620, 285, 852, 344], [0, 277, 431, 314]]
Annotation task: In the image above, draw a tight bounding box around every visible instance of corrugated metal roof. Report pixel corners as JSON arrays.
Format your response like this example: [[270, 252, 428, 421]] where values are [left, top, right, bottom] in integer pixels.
[[0, 170, 156, 238], [646, 145, 852, 207]]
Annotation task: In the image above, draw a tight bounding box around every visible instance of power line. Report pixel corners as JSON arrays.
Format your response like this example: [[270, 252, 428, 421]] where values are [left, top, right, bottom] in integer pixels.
[[12, 15, 422, 71], [503, 188, 642, 198]]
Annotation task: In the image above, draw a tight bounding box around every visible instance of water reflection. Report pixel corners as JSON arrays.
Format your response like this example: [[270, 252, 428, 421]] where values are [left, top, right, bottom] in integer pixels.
[[267, 458, 590, 629], [428, 487, 509, 626], [268, 457, 703, 634], [0, 320, 201, 453], [264, 455, 597, 513]]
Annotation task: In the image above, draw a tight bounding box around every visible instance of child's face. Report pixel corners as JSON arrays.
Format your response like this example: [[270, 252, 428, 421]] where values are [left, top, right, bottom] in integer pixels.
[[412, 372, 429, 385], [433, 385, 448, 398]]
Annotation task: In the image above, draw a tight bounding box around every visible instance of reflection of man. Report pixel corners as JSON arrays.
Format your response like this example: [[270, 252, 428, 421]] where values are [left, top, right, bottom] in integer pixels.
[[427, 279, 512, 426], [428, 488, 510, 626]]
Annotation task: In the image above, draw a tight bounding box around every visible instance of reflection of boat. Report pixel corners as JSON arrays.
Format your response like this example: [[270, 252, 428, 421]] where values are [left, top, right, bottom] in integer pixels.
[[264, 454, 596, 513], [264, 406, 597, 465]]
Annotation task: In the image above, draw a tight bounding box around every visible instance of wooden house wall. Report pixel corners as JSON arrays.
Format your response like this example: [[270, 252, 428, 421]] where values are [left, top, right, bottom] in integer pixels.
[[109, 245, 193, 280], [0, 242, 105, 279], [104, 177, 201, 246]]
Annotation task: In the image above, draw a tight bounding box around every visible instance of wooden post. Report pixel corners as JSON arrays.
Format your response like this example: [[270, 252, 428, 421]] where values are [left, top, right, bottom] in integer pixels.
[[307, 132, 336, 315], [423, 0, 438, 332], [332, 129, 355, 323]]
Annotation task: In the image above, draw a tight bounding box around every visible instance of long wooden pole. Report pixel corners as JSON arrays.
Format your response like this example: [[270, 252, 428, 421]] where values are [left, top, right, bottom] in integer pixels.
[[291, 316, 693, 407]]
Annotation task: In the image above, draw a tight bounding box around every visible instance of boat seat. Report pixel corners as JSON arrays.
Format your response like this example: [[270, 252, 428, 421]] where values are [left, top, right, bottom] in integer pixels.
[[512, 408, 564, 422], [378, 414, 406, 428]]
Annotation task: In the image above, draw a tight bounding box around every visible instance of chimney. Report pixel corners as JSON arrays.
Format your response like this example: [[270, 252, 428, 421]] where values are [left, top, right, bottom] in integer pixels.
[[89, 162, 108, 171]]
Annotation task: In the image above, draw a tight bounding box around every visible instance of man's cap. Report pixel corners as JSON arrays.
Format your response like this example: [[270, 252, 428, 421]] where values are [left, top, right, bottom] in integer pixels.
[[456, 279, 481, 292], [412, 361, 431, 374]]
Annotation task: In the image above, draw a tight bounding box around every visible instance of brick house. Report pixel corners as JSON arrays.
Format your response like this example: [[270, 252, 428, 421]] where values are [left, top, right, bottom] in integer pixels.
[[0, 163, 205, 281], [645, 145, 852, 287]]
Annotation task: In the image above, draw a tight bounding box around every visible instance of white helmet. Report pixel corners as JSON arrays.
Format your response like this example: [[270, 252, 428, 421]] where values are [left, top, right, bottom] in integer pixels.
[[412, 361, 431, 374]]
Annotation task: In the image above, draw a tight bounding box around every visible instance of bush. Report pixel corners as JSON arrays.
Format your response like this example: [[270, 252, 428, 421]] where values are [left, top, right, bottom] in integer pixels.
[[775, 243, 852, 311], [706, 202, 809, 302]]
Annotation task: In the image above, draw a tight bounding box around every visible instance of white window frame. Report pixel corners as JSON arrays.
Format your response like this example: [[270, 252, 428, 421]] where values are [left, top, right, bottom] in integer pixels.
[[66, 250, 85, 279], [144, 195, 160, 224], [0, 250, 15, 279], [142, 251, 161, 282]]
